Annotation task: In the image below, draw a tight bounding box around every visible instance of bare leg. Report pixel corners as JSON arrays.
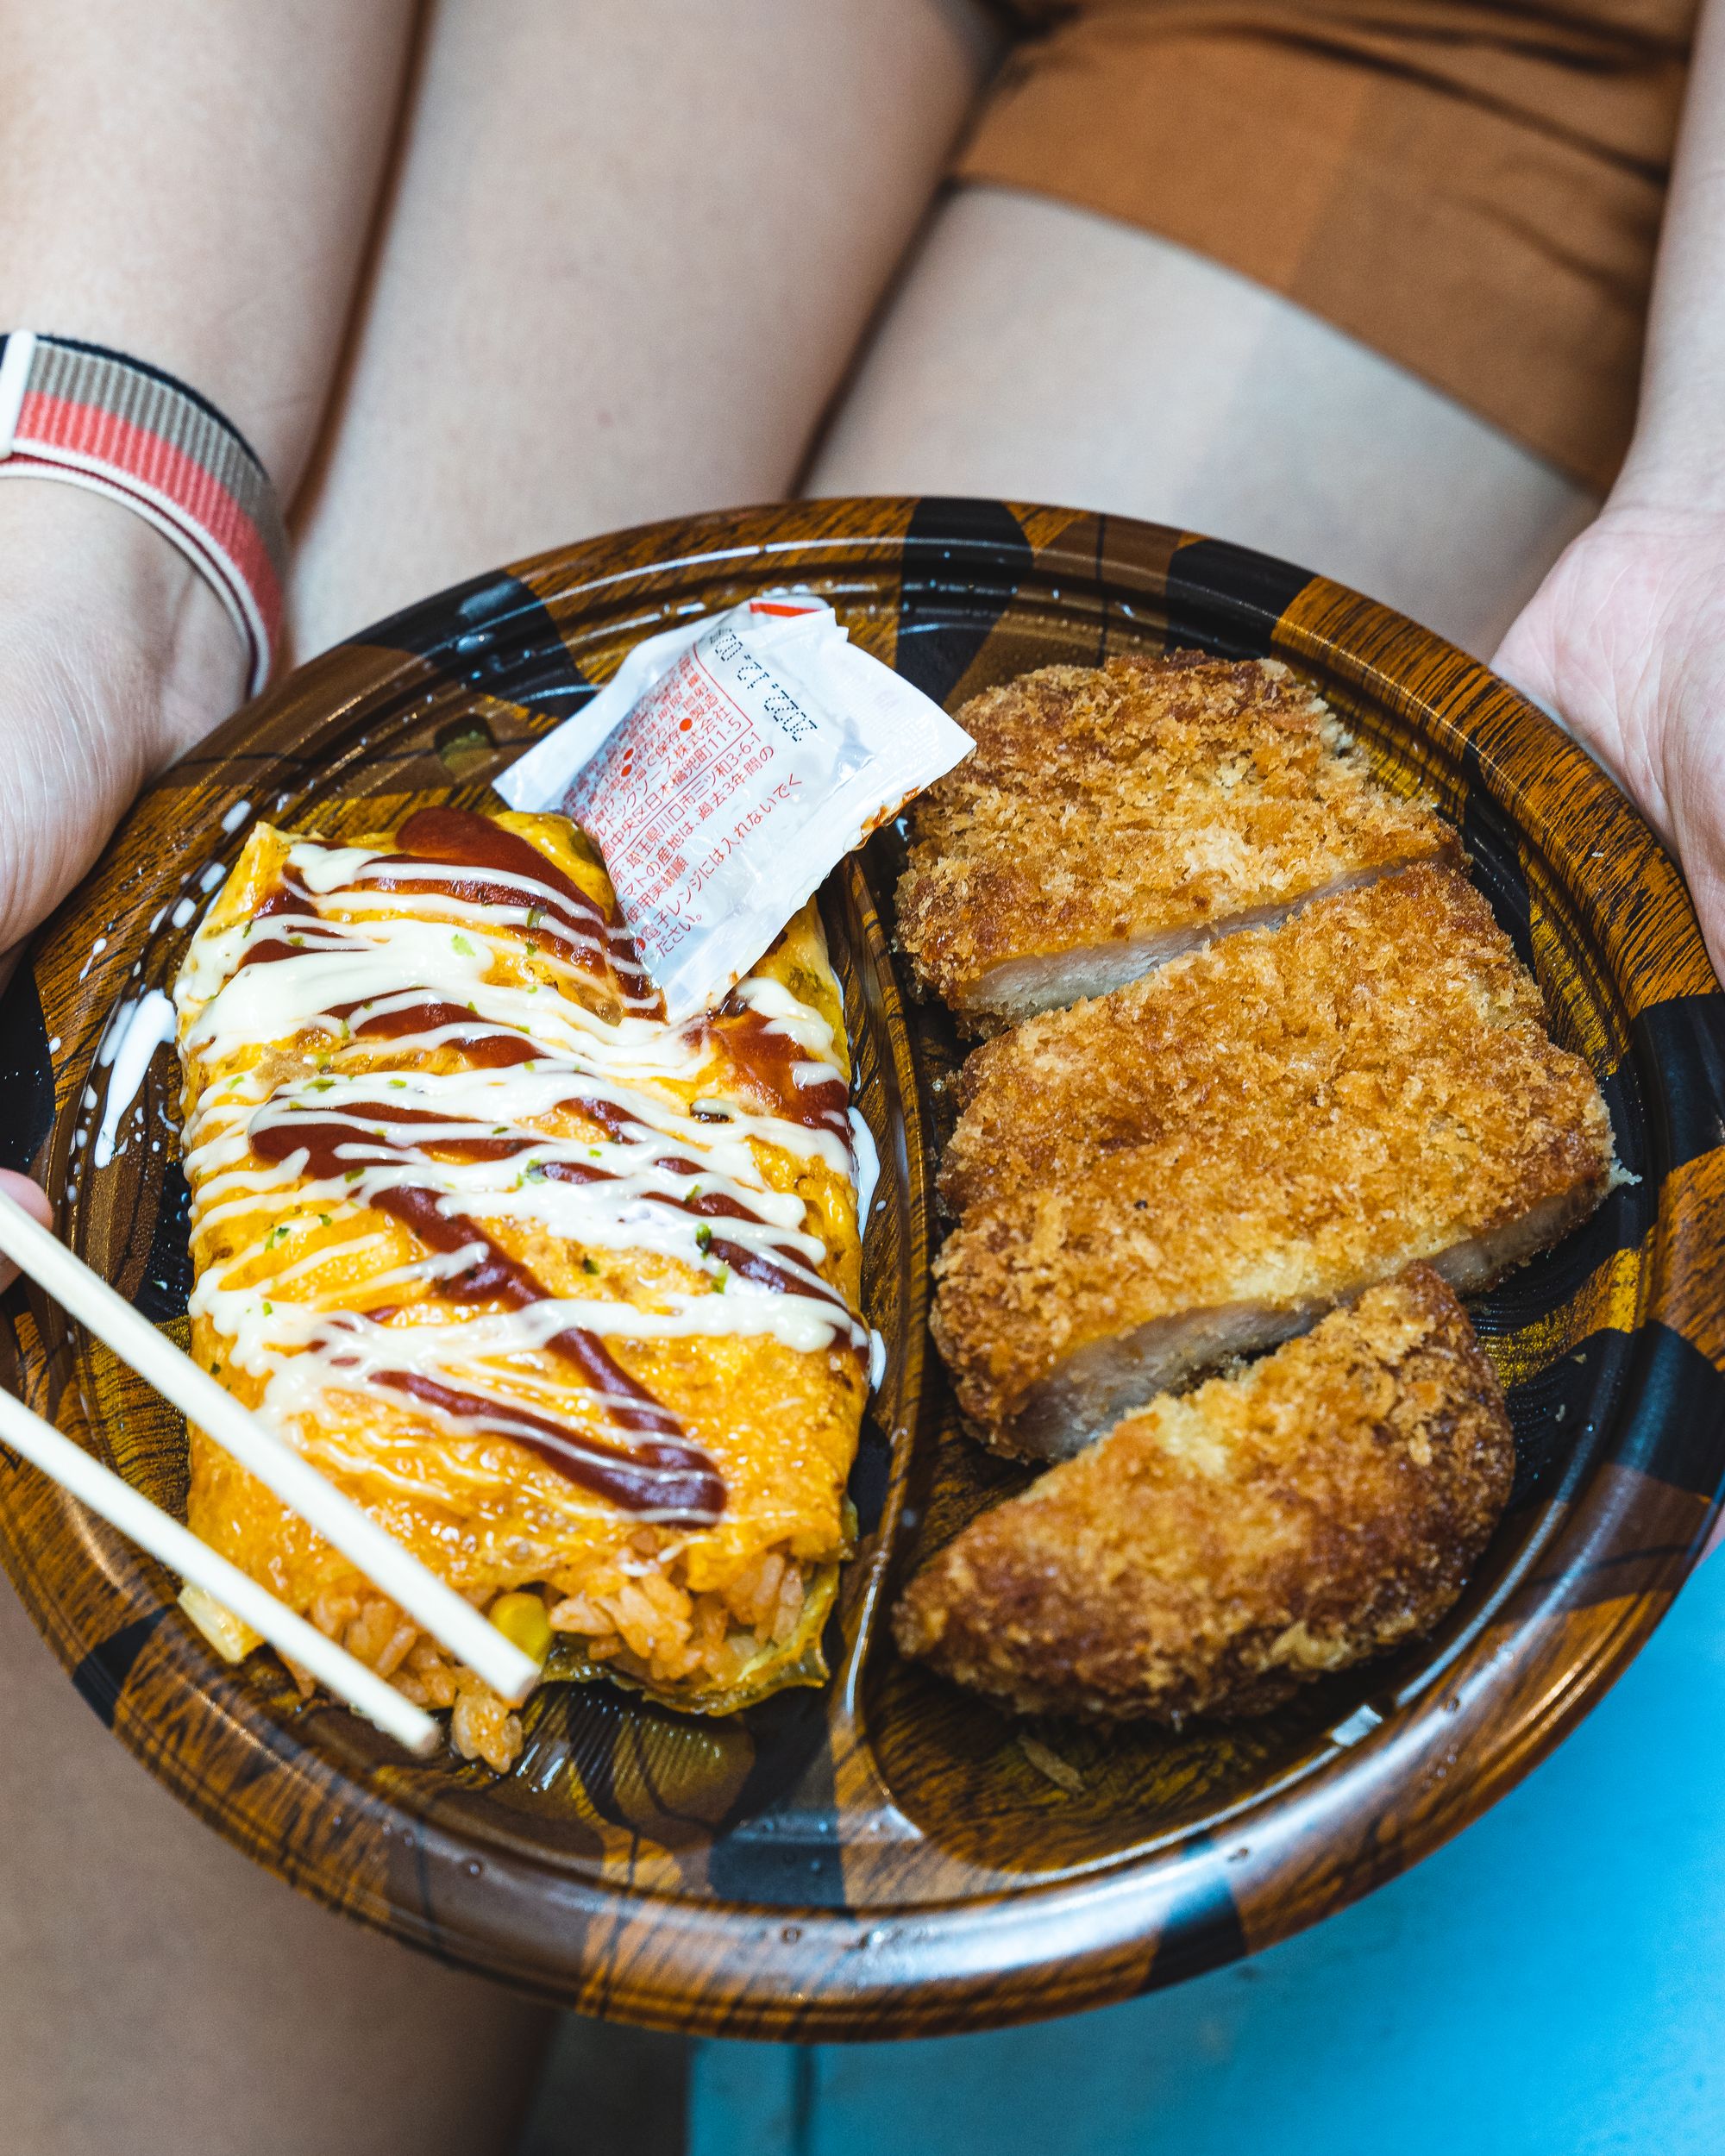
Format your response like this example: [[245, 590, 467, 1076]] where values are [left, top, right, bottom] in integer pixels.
[[0, 7, 561, 2147], [0, 1579, 549, 2156], [808, 187, 1600, 656], [291, 0, 999, 655]]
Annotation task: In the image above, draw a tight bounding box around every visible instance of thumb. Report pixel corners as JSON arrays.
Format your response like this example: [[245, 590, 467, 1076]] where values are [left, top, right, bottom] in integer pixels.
[[0, 1171, 52, 1294], [1490, 599, 1565, 722]]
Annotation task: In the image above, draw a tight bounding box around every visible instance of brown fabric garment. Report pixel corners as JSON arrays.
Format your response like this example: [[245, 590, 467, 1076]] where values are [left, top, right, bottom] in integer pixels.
[[961, 1, 1697, 490]]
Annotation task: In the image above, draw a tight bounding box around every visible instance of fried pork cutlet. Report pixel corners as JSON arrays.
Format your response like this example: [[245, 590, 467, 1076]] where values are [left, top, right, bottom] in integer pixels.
[[896, 1269, 1513, 1723], [933, 866, 1615, 1460], [895, 652, 1454, 1031]]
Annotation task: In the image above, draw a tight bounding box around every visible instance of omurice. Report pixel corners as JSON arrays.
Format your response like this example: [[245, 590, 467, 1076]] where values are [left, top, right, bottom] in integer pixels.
[[173, 805, 869, 1769]]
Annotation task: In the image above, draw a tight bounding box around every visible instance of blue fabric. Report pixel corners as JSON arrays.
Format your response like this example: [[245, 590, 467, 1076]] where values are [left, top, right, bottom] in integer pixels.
[[689, 1553, 1725, 2156]]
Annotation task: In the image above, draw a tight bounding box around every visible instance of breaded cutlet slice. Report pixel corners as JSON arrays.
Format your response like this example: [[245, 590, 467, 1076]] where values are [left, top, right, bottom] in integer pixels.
[[895, 1268, 1513, 1723], [895, 651, 1454, 1031], [933, 866, 1615, 1460]]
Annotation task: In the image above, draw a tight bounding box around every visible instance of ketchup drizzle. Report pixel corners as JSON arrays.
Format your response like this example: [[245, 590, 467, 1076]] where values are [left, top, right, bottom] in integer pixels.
[[704, 1001, 850, 1139], [251, 1109, 679, 1435], [219, 812, 861, 1517], [367, 1369, 724, 1520], [236, 875, 365, 970], [254, 1099, 847, 1313], [327, 1000, 547, 1068], [384, 806, 659, 1008]]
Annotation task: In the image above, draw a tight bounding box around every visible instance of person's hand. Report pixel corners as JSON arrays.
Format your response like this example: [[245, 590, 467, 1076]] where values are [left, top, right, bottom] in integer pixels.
[[1496, 498, 1725, 1558], [0, 481, 245, 963], [1493, 495, 1725, 982], [0, 482, 243, 1282]]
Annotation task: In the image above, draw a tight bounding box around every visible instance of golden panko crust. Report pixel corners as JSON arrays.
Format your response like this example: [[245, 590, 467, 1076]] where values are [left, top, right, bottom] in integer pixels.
[[895, 652, 1453, 1025], [932, 866, 1615, 1451], [895, 1268, 1514, 1722]]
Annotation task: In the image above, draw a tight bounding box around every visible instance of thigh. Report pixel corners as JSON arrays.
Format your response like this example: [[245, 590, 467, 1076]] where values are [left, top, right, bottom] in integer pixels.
[[0, 1580, 551, 2156], [289, 0, 998, 656], [807, 186, 1600, 658]]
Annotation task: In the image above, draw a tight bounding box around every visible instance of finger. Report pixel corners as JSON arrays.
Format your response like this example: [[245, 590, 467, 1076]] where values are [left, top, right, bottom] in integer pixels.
[[0, 1171, 53, 1293]]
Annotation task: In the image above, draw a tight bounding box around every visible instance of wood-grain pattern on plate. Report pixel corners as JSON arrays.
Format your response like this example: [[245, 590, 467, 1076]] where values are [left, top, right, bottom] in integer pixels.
[[1, 498, 1722, 2038]]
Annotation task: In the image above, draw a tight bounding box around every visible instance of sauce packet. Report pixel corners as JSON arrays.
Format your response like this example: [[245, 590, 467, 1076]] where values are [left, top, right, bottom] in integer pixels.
[[496, 591, 972, 1022]]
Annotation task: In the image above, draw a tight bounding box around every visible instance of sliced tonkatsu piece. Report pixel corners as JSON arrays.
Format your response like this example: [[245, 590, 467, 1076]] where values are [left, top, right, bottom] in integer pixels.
[[896, 1269, 1513, 1724], [895, 651, 1454, 1031], [932, 866, 1615, 1459]]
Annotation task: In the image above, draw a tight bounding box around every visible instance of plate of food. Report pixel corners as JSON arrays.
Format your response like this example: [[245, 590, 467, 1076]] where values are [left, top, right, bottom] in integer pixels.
[[2, 497, 1722, 2040]]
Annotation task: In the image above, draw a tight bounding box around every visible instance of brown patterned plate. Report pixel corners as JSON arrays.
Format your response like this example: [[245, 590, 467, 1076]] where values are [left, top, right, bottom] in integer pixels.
[[3, 498, 1723, 2040]]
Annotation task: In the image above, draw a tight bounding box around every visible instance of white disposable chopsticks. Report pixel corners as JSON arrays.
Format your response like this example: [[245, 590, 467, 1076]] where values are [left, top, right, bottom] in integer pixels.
[[0, 1189, 538, 1721], [0, 1382, 441, 1756]]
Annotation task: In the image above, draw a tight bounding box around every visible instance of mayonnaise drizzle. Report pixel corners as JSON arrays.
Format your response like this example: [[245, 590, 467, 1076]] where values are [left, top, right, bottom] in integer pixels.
[[92, 990, 176, 1169], [176, 825, 866, 1517]]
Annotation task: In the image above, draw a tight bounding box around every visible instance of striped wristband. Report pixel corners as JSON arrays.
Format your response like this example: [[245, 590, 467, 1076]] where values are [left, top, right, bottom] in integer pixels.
[[0, 331, 286, 696]]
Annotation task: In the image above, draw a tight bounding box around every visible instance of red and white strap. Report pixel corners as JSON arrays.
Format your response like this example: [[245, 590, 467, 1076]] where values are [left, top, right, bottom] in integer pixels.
[[0, 331, 286, 697]]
